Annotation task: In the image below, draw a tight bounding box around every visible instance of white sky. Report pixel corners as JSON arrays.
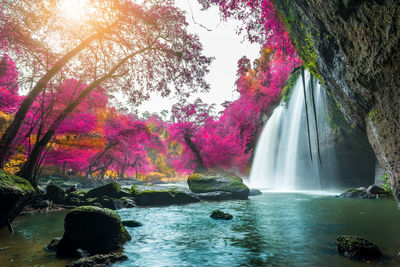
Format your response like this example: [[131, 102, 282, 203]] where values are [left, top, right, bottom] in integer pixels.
[[135, 0, 260, 115]]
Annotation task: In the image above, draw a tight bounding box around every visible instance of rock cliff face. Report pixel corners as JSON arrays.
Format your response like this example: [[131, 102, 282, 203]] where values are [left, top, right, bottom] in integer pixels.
[[273, 0, 400, 201]]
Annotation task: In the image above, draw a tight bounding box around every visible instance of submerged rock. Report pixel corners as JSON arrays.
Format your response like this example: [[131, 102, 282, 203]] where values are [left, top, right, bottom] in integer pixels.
[[66, 252, 128, 267], [56, 206, 131, 257], [122, 220, 142, 227], [135, 189, 200, 206], [85, 182, 121, 199], [337, 235, 381, 261], [196, 191, 233, 201], [187, 171, 249, 200], [0, 170, 35, 230], [45, 184, 65, 204], [249, 189, 262, 196], [210, 210, 233, 220]]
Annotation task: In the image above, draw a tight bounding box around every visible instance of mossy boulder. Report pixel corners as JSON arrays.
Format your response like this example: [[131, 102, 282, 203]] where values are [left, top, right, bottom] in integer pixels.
[[337, 235, 381, 261], [210, 210, 233, 220], [45, 184, 66, 204], [120, 197, 135, 208], [187, 171, 249, 200], [85, 182, 121, 199], [135, 189, 200, 206], [56, 206, 131, 257], [0, 169, 35, 229]]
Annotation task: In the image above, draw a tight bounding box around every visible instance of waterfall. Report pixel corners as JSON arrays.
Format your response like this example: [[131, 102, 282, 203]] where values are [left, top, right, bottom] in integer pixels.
[[249, 70, 338, 190], [248, 106, 284, 188]]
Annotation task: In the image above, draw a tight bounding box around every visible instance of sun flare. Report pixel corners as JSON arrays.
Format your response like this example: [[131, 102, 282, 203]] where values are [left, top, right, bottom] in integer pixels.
[[58, 0, 93, 22]]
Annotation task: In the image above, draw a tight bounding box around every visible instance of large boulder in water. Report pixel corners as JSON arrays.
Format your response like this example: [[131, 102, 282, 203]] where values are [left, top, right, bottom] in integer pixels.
[[135, 189, 200, 206], [187, 171, 249, 200], [337, 235, 381, 261], [56, 206, 131, 257], [45, 184, 65, 204], [85, 182, 121, 199], [196, 191, 233, 201], [0, 170, 35, 229]]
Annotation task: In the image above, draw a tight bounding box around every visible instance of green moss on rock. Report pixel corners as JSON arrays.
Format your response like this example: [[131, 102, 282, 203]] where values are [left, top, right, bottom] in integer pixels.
[[273, 0, 322, 81], [57, 206, 131, 257], [368, 109, 379, 122], [0, 169, 35, 229], [0, 169, 35, 194], [281, 67, 301, 104], [187, 171, 249, 200]]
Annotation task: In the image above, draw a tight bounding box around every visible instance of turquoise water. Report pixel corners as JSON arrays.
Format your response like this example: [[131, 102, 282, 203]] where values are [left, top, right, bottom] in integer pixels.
[[1, 193, 400, 266]]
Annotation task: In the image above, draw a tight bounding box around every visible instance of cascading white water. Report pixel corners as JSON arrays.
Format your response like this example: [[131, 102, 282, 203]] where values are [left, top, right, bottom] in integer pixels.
[[248, 106, 284, 188], [249, 70, 338, 190]]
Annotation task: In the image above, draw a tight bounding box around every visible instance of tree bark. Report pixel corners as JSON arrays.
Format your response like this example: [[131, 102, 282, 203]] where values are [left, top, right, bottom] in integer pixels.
[[183, 132, 206, 173]]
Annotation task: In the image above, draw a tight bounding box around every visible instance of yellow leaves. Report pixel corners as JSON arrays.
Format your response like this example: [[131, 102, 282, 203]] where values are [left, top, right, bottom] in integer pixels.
[[105, 170, 118, 179], [155, 154, 175, 178], [4, 153, 27, 175], [169, 140, 183, 156], [0, 111, 12, 133]]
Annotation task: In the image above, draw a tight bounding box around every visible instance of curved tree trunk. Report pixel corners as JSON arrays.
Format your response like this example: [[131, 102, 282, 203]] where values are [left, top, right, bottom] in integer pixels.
[[183, 132, 207, 173], [18, 48, 151, 185], [0, 29, 111, 167]]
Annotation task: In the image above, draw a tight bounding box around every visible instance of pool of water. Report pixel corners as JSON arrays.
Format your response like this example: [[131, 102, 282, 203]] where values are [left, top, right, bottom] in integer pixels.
[[1, 193, 400, 266]]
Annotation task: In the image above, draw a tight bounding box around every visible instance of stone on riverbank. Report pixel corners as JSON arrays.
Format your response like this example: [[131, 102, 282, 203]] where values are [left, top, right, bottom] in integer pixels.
[[66, 252, 128, 267], [45, 184, 65, 204], [85, 182, 121, 199], [340, 185, 392, 199], [187, 171, 249, 200], [337, 235, 381, 261], [0, 170, 35, 230], [56, 206, 131, 257]]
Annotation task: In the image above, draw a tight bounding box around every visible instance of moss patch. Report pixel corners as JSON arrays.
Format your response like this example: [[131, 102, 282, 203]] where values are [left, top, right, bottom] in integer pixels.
[[273, 0, 322, 81], [368, 109, 379, 122], [0, 169, 35, 195]]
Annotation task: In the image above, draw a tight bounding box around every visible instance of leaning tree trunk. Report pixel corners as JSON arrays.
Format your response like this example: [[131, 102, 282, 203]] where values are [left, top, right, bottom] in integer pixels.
[[183, 132, 207, 173], [0, 29, 111, 167], [18, 49, 150, 185]]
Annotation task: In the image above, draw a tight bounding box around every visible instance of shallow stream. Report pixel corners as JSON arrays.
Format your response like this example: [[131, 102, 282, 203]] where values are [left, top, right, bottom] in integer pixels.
[[1, 192, 400, 266]]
